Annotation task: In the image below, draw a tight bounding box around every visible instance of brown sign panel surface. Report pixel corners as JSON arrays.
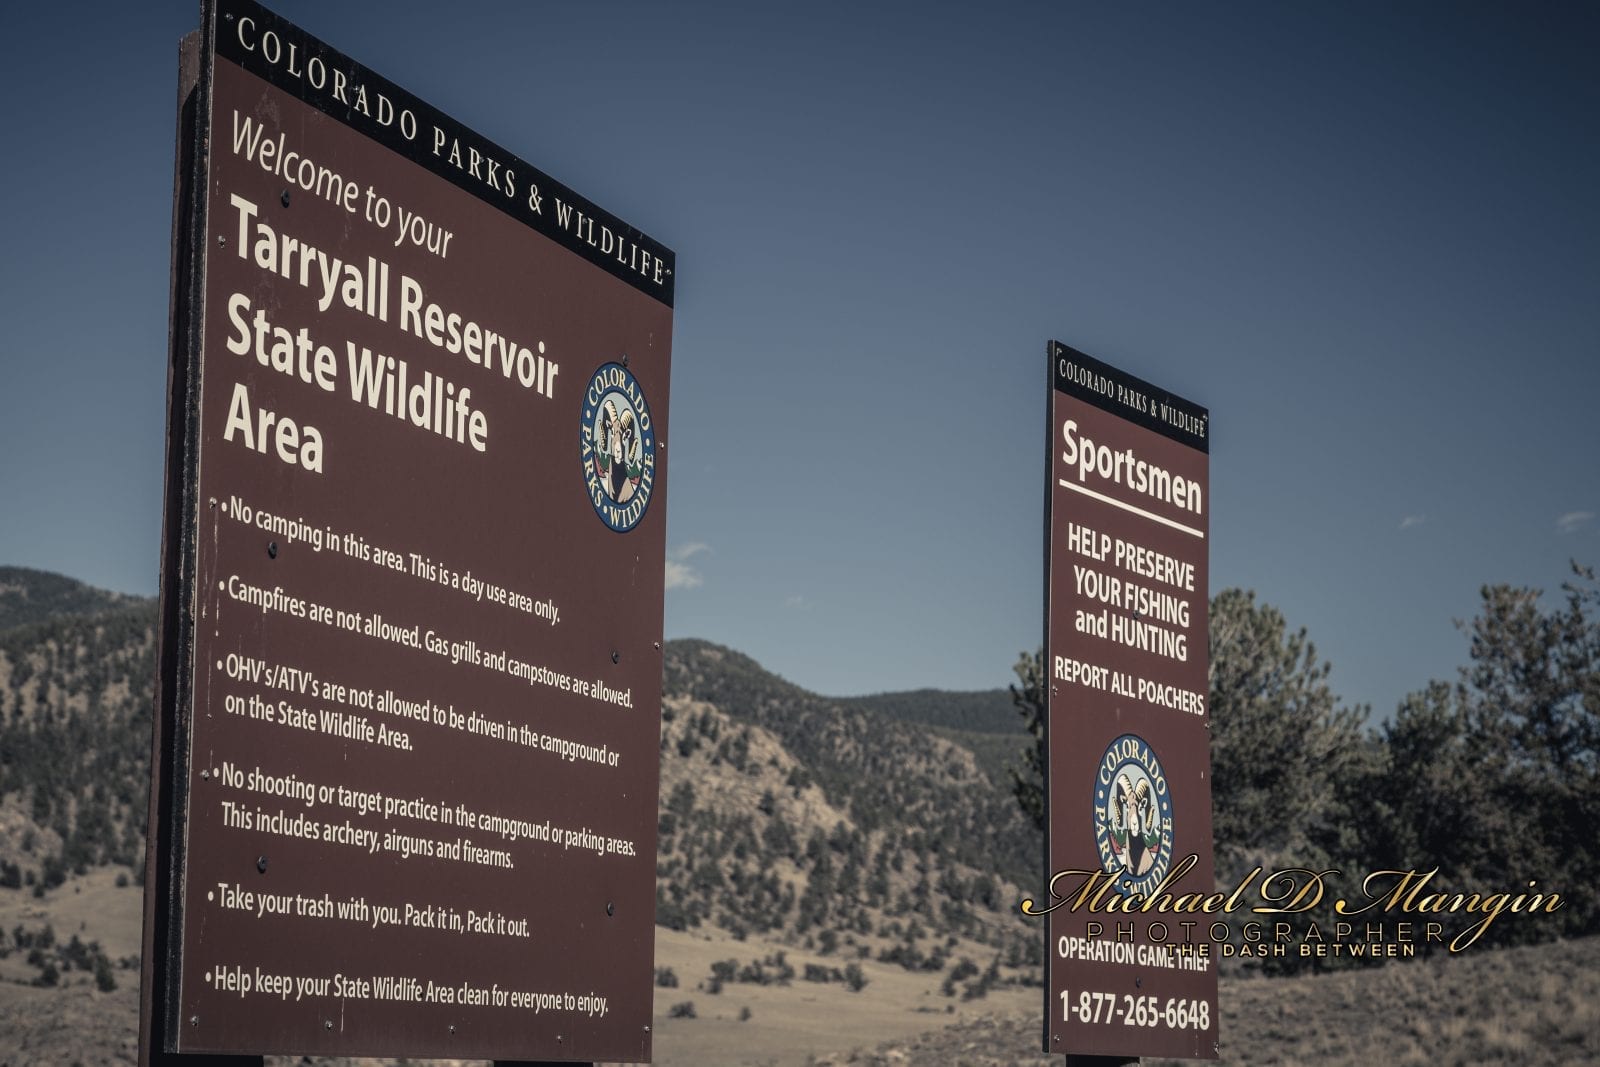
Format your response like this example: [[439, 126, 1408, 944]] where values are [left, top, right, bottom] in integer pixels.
[[144, 1, 672, 1060], [1043, 341, 1217, 1059]]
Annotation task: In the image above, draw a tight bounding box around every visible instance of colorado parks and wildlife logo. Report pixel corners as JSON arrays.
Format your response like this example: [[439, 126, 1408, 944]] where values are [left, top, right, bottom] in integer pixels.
[[581, 362, 656, 532], [1093, 733, 1174, 894]]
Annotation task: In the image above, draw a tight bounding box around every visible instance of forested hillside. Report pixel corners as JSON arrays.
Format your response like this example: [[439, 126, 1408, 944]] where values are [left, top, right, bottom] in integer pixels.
[[0, 578, 155, 892], [0, 567, 151, 632], [3, 563, 1594, 994]]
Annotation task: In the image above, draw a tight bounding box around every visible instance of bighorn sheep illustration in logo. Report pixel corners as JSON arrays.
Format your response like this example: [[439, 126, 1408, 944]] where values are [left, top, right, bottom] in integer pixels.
[[1110, 773, 1159, 877], [581, 362, 657, 533], [1093, 733, 1175, 892], [597, 399, 639, 504]]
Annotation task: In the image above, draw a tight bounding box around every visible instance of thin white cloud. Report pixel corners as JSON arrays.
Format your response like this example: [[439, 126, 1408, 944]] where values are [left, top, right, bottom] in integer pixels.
[[664, 542, 710, 590], [1399, 515, 1425, 531], [783, 594, 809, 610], [663, 561, 701, 590], [1557, 511, 1594, 535]]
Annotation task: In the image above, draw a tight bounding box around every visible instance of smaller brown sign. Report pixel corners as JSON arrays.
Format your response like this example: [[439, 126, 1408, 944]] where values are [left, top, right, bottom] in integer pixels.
[[1041, 341, 1217, 1060]]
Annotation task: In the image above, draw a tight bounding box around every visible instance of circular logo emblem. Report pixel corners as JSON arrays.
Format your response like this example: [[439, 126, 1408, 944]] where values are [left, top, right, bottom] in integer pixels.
[[1093, 733, 1174, 894], [581, 362, 656, 532]]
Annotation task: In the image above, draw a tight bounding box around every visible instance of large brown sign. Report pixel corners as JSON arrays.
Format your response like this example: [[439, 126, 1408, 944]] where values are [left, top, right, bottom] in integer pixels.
[[143, 1, 672, 1060], [1041, 341, 1217, 1059]]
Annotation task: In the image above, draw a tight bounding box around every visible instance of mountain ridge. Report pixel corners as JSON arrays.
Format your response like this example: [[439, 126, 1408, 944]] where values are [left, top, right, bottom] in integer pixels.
[[0, 566, 152, 634]]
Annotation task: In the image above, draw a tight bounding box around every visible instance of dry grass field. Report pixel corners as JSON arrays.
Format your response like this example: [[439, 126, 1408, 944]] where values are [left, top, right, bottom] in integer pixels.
[[1, 867, 1596, 1066], [830, 936, 1600, 1066], [642, 926, 1037, 1067]]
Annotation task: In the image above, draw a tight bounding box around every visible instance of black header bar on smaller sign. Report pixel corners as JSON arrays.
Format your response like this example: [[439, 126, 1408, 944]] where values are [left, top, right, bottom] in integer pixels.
[[1050, 340, 1209, 453], [212, 0, 675, 307]]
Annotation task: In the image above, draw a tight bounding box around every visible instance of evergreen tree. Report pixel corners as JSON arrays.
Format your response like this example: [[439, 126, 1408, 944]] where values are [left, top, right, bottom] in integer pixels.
[[1366, 563, 1599, 942]]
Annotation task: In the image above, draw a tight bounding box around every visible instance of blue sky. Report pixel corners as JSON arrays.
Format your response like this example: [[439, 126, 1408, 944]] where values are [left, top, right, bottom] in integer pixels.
[[1, 2, 1595, 718]]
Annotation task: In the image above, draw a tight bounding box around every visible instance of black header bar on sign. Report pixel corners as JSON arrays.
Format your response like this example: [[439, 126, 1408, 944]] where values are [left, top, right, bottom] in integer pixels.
[[212, 0, 675, 307], [1050, 340, 1209, 453]]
